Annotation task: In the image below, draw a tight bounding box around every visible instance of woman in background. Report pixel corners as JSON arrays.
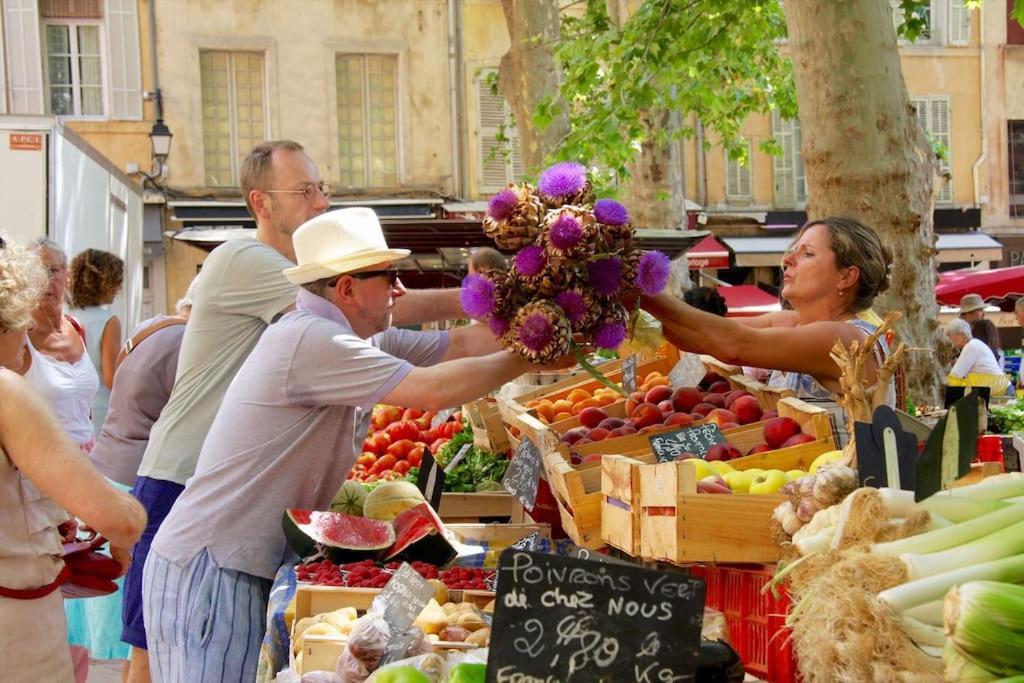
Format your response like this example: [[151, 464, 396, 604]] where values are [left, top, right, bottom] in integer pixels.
[[970, 318, 1003, 370], [67, 248, 124, 434]]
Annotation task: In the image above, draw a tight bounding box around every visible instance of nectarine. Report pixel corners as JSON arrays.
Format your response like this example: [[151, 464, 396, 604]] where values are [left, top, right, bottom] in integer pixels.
[[671, 387, 703, 412], [579, 406, 608, 429], [631, 403, 663, 429], [645, 385, 673, 405], [731, 395, 763, 425]]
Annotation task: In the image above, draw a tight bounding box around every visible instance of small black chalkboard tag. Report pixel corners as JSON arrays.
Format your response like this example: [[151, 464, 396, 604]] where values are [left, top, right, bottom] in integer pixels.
[[855, 405, 918, 490], [915, 393, 979, 502], [431, 407, 456, 429], [372, 562, 434, 635], [622, 355, 638, 394], [487, 549, 705, 683], [416, 450, 445, 510], [648, 423, 726, 462], [502, 437, 542, 509]]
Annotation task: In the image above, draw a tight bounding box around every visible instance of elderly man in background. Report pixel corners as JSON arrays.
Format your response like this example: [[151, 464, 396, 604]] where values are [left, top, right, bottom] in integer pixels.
[[142, 208, 559, 681], [959, 293, 987, 323]]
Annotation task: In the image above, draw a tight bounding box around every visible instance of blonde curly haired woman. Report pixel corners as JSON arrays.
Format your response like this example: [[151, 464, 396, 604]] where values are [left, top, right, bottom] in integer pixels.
[[0, 235, 145, 682]]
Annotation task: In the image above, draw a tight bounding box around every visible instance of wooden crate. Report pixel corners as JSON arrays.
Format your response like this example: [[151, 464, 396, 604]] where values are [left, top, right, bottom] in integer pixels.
[[517, 354, 673, 407], [699, 355, 742, 383], [438, 492, 526, 523], [714, 396, 836, 460], [548, 399, 627, 434], [463, 398, 510, 453], [601, 454, 647, 555]]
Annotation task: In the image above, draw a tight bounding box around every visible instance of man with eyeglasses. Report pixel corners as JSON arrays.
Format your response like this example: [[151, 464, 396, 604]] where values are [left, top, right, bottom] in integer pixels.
[[122, 141, 464, 682], [141, 208, 561, 681]]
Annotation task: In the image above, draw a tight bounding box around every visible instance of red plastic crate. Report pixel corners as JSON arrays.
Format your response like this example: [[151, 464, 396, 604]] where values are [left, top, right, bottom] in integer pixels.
[[692, 563, 797, 683]]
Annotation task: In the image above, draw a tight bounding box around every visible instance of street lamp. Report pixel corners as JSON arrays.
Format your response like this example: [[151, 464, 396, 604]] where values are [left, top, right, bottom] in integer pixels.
[[149, 118, 173, 174]]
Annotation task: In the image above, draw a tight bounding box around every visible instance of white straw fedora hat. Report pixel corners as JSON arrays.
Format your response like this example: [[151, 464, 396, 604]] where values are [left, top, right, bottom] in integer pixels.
[[283, 207, 410, 285]]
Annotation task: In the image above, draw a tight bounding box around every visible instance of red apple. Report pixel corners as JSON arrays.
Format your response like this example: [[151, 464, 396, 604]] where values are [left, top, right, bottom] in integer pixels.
[[763, 417, 802, 449], [663, 412, 695, 427], [782, 433, 816, 448], [645, 385, 673, 405], [731, 395, 764, 425], [579, 406, 609, 429], [705, 408, 737, 427], [671, 387, 703, 413]]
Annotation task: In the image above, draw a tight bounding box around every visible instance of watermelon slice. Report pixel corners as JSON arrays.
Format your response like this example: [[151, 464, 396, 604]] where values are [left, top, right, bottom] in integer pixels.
[[385, 503, 456, 566], [283, 509, 396, 561]]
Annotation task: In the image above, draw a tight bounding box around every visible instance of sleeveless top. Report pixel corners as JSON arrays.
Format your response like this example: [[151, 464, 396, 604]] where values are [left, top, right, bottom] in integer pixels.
[[67, 306, 117, 433], [0, 446, 66, 590], [24, 336, 99, 448]]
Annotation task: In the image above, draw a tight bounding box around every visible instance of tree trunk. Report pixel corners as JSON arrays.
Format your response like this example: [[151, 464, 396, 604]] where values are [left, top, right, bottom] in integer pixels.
[[784, 0, 942, 403], [498, 0, 570, 174], [622, 111, 686, 229]]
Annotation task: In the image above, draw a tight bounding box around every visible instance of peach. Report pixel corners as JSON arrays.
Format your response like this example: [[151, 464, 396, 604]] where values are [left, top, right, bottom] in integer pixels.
[[663, 412, 695, 427], [637, 425, 662, 435], [631, 403, 664, 429], [700, 371, 726, 390], [560, 427, 589, 445], [763, 417, 802, 449], [707, 381, 731, 395], [782, 433, 816, 448], [719, 422, 740, 431], [609, 426, 637, 437], [705, 408, 737, 427], [579, 406, 608, 429], [657, 400, 674, 414], [747, 443, 772, 455], [597, 417, 626, 430], [725, 390, 753, 408], [588, 427, 611, 442], [691, 402, 717, 417], [731, 395, 764, 425], [645, 385, 674, 405], [702, 393, 726, 408], [671, 387, 703, 413], [705, 443, 743, 462]]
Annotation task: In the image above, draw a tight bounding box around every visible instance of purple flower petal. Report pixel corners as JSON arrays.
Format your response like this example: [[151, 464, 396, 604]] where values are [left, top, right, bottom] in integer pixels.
[[459, 273, 496, 317], [586, 256, 622, 297], [487, 188, 518, 221], [513, 245, 546, 277], [538, 162, 587, 198], [518, 313, 555, 353], [554, 291, 585, 325], [594, 199, 629, 226], [594, 321, 627, 350], [635, 250, 672, 296], [548, 214, 583, 251], [488, 315, 510, 338]]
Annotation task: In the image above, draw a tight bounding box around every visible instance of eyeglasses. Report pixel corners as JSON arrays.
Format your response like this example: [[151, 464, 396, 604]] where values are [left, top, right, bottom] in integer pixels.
[[328, 268, 401, 288], [262, 182, 331, 202]]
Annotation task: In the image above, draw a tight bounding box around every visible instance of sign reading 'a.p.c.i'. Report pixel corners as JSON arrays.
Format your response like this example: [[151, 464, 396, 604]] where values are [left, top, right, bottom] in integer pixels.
[[487, 549, 705, 683]]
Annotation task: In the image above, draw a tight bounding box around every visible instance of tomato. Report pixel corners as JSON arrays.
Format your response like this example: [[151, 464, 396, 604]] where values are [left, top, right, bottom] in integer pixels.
[[402, 408, 424, 421], [347, 470, 356, 480], [393, 460, 412, 476], [386, 439, 416, 460], [386, 420, 421, 443], [378, 470, 400, 481], [429, 438, 447, 455], [357, 453, 377, 468], [371, 454, 397, 474], [371, 405, 403, 431], [365, 474, 379, 483], [407, 447, 424, 468]]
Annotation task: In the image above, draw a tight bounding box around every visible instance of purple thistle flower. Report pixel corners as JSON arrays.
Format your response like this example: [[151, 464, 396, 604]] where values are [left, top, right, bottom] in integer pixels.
[[513, 245, 546, 277], [548, 214, 584, 251], [586, 256, 622, 296], [538, 162, 587, 199], [635, 250, 672, 296], [594, 199, 629, 226], [594, 321, 628, 350], [487, 188, 518, 221], [518, 313, 555, 353], [459, 273, 496, 317], [488, 315, 510, 338], [554, 291, 586, 326]]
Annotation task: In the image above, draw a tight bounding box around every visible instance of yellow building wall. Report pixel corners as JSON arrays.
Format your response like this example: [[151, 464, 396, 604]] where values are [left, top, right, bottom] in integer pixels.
[[154, 0, 455, 194]]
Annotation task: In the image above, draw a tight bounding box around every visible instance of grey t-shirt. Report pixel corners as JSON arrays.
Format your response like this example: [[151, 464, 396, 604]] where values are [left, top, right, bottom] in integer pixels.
[[137, 239, 297, 485], [150, 289, 450, 579], [89, 316, 185, 486]]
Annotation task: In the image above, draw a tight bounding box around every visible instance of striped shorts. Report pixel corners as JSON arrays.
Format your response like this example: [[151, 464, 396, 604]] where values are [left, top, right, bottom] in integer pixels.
[[142, 548, 272, 682]]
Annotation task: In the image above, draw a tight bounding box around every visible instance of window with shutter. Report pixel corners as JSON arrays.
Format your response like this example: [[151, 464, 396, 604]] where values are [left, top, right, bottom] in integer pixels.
[[476, 69, 523, 194], [43, 20, 104, 116], [336, 53, 400, 188], [910, 95, 953, 203], [725, 139, 752, 202], [771, 111, 806, 208], [948, 0, 971, 45], [200, 50, 267, 186], [104, 0, 141, 119], [4, 0, 44, 114]]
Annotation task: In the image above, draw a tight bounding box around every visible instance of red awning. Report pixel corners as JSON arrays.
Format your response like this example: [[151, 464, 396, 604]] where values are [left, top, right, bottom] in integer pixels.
[[935, 266, 1024, 305], [719, 285, 782, 317], [686, 235, 730, 269]]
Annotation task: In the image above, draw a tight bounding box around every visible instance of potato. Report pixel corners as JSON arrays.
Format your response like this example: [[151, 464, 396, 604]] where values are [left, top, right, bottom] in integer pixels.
[[456, 612, 487, 632], [428, 579, 449, 605], [439, 625, 471, 642], [466, 627, 491, 647]]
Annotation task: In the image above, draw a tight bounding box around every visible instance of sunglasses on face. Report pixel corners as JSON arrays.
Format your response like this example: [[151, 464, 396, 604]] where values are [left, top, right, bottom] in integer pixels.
[[328, 268, 401, 288]]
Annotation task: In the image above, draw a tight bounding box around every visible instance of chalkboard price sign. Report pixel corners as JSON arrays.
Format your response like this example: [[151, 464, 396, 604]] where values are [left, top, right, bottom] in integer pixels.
[[622, 355, 638, 394], [488, 549, 705, 683], [372, 562, 435, 635], [502, 437, 543, 509], [648, 423, 726, 462]]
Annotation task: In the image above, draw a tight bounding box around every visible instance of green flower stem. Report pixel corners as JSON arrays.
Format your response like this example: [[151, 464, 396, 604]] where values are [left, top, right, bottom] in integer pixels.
[[572, 343, 628, 397]]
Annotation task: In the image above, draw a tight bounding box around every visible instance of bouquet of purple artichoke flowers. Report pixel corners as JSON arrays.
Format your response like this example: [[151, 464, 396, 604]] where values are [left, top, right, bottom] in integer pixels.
[[460, 161, 671, 369]]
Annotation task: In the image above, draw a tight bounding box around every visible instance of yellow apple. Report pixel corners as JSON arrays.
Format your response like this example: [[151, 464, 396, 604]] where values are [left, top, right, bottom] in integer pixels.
[[748, 469, 791, 495], [809, 450, 844, 474], [709, 461, 735, 476], [682, 457, 716, 481], [786, 469, 808, 480], [724, 470, 758, 493]]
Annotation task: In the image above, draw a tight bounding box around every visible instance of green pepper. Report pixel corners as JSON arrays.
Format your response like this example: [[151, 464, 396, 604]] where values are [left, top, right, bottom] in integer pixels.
[[372, 665, 432, 683], [448, 662, 486, 683]]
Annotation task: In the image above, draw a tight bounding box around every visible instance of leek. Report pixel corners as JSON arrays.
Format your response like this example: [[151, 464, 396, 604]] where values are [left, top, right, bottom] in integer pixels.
[[944, 581, 1024, 677], [878, 555, 1024, 614], [873, 504, 1024, 558], [904, 600, 944, 627], [946, 476, 1024, 501], [943, 642, 999, 682], [900, 518, 1024, 580], [900, 615, 946, 648], [921, 494, 1008, 523]]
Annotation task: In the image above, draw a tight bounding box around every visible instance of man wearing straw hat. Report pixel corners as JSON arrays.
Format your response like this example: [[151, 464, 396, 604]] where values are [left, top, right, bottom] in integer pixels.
[[959, 293, 987, 323], [141, 208, 558, 681]]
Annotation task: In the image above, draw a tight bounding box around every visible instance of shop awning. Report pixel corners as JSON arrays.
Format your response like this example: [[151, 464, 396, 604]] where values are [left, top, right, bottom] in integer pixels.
[[719, 285, 781, 317], [935, 265, 1024, 305], [685, 235, 730, 269], [722, 232, 1003, 268]]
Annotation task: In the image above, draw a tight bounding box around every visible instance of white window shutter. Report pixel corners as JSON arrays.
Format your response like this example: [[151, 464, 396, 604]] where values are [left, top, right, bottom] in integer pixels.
[[931, 97, 953, 202], [476, 70, 520, 194], [4, 0, 43, 114], [104, 0, 142, 120], [948, 0, 970, 45], [772, 111, 796, 207]]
